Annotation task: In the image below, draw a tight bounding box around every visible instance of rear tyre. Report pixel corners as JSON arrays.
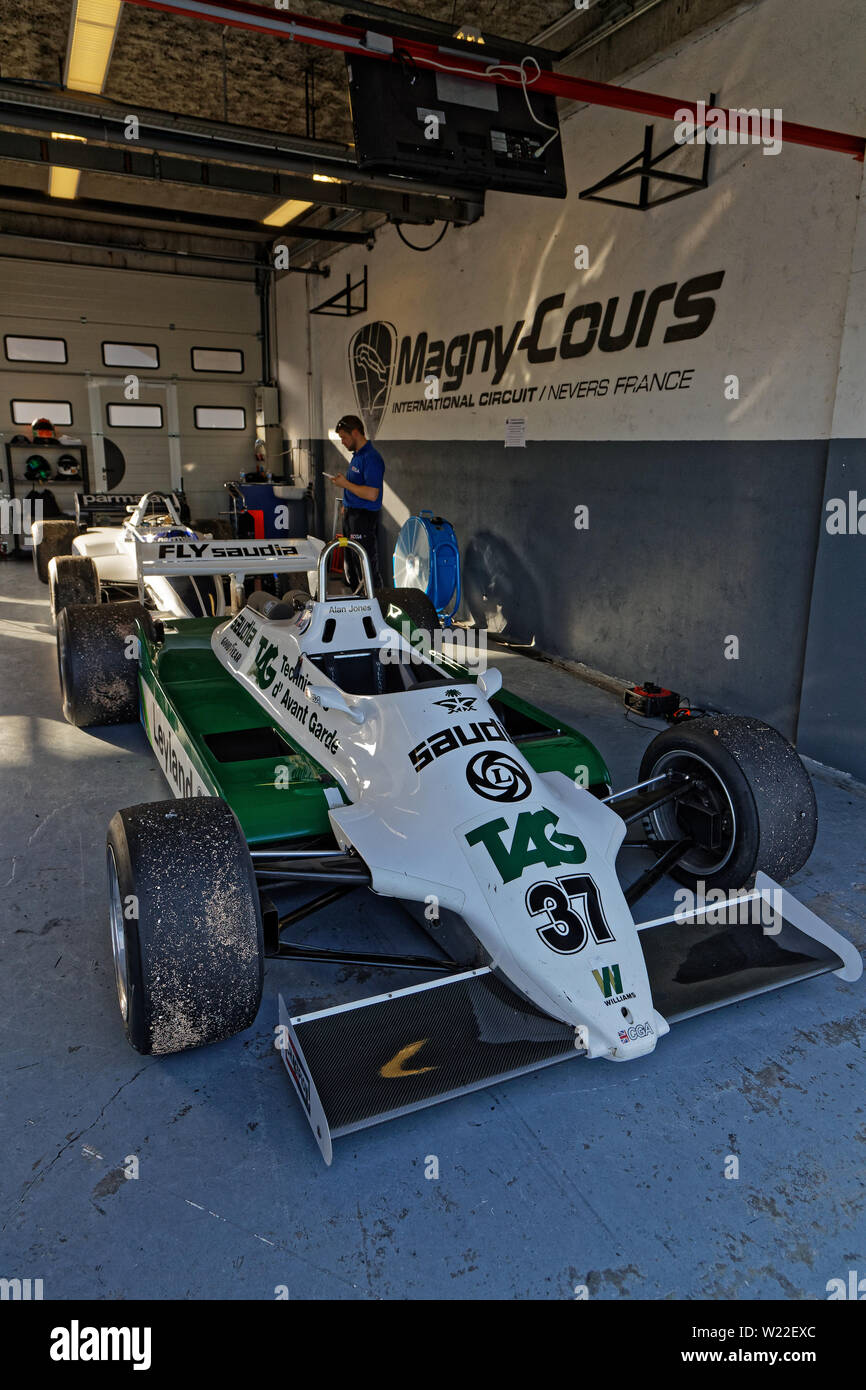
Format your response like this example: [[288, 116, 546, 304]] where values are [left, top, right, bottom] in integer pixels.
[[376, 586, 441, 633], [282, 588, 311, 613], [638, 715, 817, 890], [277, 570, 310, 599], [32, 519, 77, 584], [48, 554, 100, 624], [106, 798, 264, 1055], [56, 600, 146, 728]]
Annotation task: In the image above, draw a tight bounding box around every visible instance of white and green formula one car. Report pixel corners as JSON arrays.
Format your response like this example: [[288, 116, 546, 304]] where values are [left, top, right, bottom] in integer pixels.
[[56, 539, 862, 1162], [33, 489, 322, 625]]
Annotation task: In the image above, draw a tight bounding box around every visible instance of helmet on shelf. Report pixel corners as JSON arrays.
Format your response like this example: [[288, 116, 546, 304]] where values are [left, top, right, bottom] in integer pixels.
[[31, 417, 57, 443], [24, 454, 51, 481]]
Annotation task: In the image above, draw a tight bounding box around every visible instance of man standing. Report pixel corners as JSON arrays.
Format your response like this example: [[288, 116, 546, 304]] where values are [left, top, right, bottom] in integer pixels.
[[330, 414, 384, 591]]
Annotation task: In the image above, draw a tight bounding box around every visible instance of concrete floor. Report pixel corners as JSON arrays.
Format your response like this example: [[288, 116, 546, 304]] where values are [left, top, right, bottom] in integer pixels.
[[1, 554, 864, 1301]]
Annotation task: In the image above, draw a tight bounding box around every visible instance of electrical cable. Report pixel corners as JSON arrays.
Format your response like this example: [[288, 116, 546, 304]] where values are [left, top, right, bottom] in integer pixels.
[[408, 51, 561, 158], [394, 220, 448, 251], [483, 56, 561, 157]]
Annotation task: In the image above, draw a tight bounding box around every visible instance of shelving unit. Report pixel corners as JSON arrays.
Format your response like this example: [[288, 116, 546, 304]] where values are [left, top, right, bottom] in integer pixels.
[[3, 440, 89, 555]]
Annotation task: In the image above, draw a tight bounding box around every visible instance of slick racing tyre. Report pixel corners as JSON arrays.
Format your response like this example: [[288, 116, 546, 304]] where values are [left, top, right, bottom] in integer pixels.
[[271, 588, 311, 620], [57, 600, 147, 728], [106, 798, 264, 1055], [48, 554, 100, 624], [277, 570, 310, 598], [376, 586, 441, 634], [638, 715, 817, 890], [32, 519, 77, 584]]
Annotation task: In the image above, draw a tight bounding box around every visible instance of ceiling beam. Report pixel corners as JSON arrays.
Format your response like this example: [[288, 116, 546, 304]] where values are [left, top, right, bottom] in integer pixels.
[[0, 81, 484, 219], [0, 127, 473, 226], [0, 183, 374, 241]]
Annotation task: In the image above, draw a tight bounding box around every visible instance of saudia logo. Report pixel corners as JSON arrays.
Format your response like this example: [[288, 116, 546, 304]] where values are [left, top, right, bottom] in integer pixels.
[[351, 271, 724, 408], [156, 542, 299, 559]]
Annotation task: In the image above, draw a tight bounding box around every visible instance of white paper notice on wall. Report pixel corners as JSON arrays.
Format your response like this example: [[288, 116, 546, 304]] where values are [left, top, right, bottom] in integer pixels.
[[504, 418, 526, 448]]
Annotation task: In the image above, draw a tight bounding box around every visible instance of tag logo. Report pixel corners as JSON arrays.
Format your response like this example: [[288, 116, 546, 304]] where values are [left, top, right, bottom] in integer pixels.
[[466, 807, 586, 885]]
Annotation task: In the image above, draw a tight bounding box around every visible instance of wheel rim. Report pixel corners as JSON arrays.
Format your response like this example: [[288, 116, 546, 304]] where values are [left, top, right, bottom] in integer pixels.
[[107, 847, 129, 1023], [646, 750, 737, 877]]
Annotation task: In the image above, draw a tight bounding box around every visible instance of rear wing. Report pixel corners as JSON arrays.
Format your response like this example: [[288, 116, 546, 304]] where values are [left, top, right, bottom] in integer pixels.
[[135, 535, 325, 602], [75, 491, 182, 527]]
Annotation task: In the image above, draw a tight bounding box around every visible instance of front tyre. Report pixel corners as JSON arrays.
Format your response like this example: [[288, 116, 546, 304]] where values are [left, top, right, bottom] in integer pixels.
[[48, 553, 100, 624], [57, 600, 146, 727], [107, 798, 264, 1055], [638, 715, 817, 890]]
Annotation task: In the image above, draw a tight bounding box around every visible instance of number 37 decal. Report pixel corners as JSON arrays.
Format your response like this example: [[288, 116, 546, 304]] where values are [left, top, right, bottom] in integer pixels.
[[526, 874, 615, 955]]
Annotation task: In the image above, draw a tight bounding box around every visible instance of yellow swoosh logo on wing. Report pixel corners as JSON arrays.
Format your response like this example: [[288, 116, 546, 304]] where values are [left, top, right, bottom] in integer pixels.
[[380, 1039, 437, 1079]]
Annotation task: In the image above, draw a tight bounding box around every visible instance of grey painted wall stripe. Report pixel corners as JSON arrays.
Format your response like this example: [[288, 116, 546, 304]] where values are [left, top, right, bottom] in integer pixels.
[[324, 436, 851, 755]]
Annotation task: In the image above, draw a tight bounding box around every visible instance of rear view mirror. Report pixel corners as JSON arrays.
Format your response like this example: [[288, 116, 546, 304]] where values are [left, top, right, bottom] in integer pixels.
[[477, 669, 502, 698], [306, 684, 366, 726]]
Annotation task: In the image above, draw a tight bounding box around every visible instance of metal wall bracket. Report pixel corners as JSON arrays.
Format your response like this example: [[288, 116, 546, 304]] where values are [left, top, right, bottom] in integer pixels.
[[310, 265, 368, 317], [579, 94, 716, 211]]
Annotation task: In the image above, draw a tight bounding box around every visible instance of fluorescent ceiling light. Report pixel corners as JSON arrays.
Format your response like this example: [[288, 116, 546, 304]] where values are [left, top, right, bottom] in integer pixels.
[[262, 198, 313, 227], [49, 133, 86, 200], [454, 25, 485, 43], [49, 167, 81, 199], [65, 0, 123, 95]]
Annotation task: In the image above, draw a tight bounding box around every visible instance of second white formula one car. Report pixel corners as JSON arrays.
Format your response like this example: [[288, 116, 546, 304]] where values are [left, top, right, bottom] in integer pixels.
[[34, 490, 321, 624]]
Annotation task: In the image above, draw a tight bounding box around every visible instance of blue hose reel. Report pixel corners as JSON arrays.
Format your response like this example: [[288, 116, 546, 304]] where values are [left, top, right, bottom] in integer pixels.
[[393, 511, 461, 624]]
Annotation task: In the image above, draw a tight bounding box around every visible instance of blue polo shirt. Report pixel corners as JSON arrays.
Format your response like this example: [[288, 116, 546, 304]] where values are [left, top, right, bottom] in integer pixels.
[[343, 440, 384, 512]]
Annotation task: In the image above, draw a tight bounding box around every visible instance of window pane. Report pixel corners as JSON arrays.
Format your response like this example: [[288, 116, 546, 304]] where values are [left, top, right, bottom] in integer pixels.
[[102, 342, 160, 368], [106, 403, 163, 428], [5, 336, 67, 364], [191, 347, 244, 372], [194, 406, 246, 429], [11, 400, 72, 425]]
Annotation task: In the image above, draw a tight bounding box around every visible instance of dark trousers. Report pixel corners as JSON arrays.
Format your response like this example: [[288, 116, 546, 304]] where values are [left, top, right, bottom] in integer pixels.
[[343, 506, 382, 591]]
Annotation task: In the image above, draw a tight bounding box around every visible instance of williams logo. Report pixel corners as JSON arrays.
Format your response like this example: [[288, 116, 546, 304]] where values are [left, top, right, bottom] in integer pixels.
[[348, 320, 397, 436], [592, 963, 636, 1007]]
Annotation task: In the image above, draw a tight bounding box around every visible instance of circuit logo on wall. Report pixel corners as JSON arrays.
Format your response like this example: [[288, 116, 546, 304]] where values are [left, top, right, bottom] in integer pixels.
[[348, 320, 397, 437]]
